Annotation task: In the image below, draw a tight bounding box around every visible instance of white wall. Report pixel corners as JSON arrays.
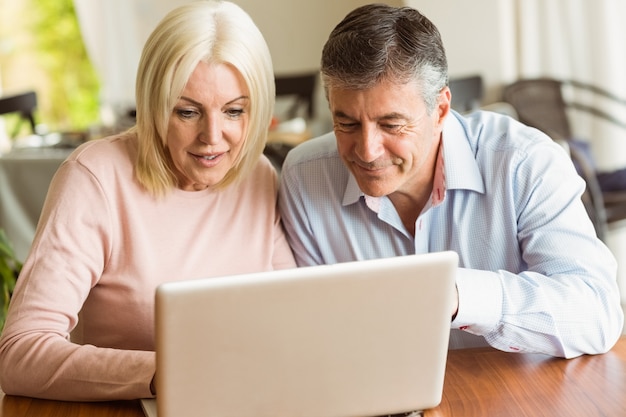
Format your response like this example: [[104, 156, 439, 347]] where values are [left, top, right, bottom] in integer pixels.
[[238, 0, 516, 105], [235, 0, 514, 129], [232, 0, 403, 133], [233, 0, 395, 74], [94, 0, 511, 128], [405, 0, 517, 104], [244, 0, 520, 128]]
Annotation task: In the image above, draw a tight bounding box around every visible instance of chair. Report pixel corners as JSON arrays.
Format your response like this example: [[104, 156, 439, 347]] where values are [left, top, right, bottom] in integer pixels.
[[0, 91, 38, 138], [503, 78, 626, 239], [274, 72, 318, 120], [558, 139, 610, 240], [264, 72, 318, 171], [449, 75, 484, 113]]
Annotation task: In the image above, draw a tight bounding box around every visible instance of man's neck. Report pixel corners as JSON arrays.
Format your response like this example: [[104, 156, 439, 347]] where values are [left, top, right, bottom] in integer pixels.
[[388, 183, 433, 236], [387, 139, 445, 236]]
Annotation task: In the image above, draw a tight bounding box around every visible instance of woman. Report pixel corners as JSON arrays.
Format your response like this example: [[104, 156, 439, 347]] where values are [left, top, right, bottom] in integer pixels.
[[0, 0, 295, 401]]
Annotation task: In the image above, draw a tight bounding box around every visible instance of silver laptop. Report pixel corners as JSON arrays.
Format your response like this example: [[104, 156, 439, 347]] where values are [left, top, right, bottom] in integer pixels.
[[142, 251, 458, 417]]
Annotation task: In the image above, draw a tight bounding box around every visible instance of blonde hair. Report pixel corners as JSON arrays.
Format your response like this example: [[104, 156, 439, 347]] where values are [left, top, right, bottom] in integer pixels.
[[132, 0, 275, 197]]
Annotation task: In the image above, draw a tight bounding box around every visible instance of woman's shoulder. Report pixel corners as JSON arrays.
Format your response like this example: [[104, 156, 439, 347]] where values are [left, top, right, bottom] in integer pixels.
[[70, 132, 136, 159], [65, 133, 137, 172], [239, 154, 274, 179], [235, 155, 278, 193]]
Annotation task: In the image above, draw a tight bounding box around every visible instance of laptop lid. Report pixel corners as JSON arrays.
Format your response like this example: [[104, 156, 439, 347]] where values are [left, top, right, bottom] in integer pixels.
[[150, 251, 458, 417]]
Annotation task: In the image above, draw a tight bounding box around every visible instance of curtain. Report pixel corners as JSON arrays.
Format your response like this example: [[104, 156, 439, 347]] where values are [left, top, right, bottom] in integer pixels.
[[72, 0, 190, 125], [516, 0, 626, 173]]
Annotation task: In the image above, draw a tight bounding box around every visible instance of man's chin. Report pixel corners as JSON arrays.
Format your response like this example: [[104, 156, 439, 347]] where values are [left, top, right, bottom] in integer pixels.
[[356, 180, 394, 198]]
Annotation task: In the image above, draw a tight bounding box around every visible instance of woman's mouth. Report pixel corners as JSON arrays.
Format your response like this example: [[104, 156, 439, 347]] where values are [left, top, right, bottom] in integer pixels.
[[191, 152, 225, 166]]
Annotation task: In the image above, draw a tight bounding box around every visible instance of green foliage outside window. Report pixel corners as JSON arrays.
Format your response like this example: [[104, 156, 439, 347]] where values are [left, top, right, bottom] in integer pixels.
[[31, 0, 101, 132], [0, 229, 21, 331], [2, 0, 101, 136]]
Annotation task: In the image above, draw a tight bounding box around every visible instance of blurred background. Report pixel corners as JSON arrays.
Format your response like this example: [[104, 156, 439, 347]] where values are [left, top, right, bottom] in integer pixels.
[[0, 0, 99, 140], [3, 0, 626, 167]]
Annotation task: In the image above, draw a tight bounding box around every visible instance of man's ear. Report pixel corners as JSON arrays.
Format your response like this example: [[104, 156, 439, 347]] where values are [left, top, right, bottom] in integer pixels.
[[436, 86, 451, 128]]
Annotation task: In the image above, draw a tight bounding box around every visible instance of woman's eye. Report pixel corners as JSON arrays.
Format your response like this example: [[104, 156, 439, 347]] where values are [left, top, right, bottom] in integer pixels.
[[175, 108, 198, 119], [225, 108, 245, 119]]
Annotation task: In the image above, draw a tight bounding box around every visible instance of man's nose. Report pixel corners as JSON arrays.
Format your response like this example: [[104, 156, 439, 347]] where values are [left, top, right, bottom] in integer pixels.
[[355, 125, 384, 162]]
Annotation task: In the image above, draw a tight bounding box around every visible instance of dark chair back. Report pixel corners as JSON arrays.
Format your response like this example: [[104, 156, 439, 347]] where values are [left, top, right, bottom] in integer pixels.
[[0, 91, 38, 137], [564, 140, 609, 241], [503, 77, 626, 240], [275, 72, 317, 120], [449, 75, 483, 113], [503, 78, 571, 140]]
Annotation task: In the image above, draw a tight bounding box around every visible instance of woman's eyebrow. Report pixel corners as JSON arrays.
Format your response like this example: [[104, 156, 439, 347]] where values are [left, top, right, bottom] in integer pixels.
[[177, 95, 249, 107]]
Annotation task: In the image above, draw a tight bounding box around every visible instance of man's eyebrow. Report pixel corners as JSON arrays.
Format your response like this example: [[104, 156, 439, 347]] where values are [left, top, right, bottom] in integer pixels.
[[332, 110, 353, 119], [378, 112, 408, 120], [332, 111, 409, 121]]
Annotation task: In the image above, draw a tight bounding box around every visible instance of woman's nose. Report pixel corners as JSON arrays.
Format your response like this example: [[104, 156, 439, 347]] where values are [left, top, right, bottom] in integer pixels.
[[199, 115, 222, 145]]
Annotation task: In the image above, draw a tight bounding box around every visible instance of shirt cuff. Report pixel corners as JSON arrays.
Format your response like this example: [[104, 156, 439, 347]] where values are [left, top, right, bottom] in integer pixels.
[[451, 268, 502, 335]]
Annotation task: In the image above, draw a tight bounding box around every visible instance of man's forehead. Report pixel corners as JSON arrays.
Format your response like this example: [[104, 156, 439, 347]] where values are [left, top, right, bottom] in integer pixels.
[[328, 84, 427, 122]]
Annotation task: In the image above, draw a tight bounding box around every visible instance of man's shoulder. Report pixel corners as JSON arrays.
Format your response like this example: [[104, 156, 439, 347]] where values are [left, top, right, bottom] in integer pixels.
[[451, 110, 570, 179], [460, 110, 553, 151], [280, 131, 351, 195], [282, 131, 342, 169]]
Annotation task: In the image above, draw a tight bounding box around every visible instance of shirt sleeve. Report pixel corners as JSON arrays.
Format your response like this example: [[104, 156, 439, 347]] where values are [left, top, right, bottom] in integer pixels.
[[278, 160, 325, 266], [453, 139, 624, 358], [266, 162, 297, 270], [452, 268, 502, 333]]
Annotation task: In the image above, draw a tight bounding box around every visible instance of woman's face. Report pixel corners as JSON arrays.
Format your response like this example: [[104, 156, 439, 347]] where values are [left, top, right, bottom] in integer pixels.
[[166, 61, 250, 191]]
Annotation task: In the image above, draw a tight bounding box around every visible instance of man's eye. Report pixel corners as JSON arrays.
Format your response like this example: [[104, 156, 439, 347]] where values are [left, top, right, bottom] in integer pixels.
[[382, 124, 403, 132], [336, 122, 357, 130]]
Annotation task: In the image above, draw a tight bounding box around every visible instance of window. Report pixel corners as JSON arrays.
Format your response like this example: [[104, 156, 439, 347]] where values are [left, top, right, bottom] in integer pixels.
[[0, 0, 100, 137]]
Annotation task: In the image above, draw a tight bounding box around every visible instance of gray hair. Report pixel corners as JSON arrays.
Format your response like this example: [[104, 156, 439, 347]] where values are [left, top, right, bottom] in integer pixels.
[[321, 3, 448, 113]]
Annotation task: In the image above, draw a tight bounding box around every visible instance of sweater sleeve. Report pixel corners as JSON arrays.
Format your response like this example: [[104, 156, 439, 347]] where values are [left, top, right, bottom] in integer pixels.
[[0, 159, 155, 401]]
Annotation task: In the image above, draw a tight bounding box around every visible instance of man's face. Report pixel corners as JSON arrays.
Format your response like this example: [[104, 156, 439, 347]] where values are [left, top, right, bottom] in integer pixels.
[[328, 79, 450, 198]]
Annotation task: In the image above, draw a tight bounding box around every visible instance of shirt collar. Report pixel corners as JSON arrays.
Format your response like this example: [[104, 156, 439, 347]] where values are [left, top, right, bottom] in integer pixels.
[[343, 172, 363, 206], [442, 111, 485, 194]]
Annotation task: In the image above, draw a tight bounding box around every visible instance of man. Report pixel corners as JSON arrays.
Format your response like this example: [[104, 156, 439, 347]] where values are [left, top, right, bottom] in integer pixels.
[[279, 3, 624, 358]]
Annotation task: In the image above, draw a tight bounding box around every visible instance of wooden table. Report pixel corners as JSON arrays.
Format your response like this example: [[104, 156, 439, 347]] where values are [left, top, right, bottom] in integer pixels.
[[1, 337, 624, 416], [426, 336, 626, 416]]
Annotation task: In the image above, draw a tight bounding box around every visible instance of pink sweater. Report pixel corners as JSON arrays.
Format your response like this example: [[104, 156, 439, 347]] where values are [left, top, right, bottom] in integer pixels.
[[0, 134, 296, 400]]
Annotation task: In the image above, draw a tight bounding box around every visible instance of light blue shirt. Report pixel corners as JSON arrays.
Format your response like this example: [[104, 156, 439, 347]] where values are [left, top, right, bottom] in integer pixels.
[[279, 110, 624, 358]]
